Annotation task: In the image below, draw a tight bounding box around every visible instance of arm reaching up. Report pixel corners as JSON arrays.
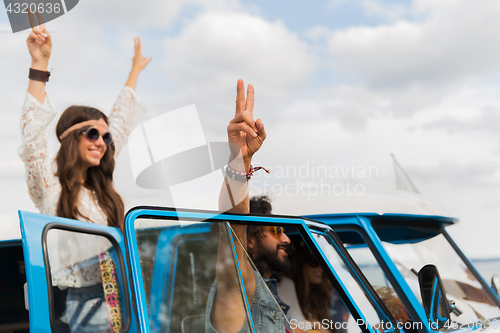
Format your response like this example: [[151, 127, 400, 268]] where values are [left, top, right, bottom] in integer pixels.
[[109, 37, 151, 155], [212, 79, 267, 332], [219, 79, 266, 214]]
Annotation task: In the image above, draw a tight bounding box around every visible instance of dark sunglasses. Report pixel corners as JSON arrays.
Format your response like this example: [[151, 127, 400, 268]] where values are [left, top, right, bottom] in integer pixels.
[[263, 226, 285, 240], [82, 127, 113, 147], [306, 255, 320, 268]]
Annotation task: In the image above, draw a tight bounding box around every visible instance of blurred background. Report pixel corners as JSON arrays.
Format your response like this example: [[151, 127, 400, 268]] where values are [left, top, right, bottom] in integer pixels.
[[0, 0, 499, 269]]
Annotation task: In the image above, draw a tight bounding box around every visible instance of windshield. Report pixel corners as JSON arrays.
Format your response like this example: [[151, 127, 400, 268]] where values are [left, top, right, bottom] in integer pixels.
[[313, 232, 397, 333], [337, 230, 418, 333], [375, 225, 500, 323]]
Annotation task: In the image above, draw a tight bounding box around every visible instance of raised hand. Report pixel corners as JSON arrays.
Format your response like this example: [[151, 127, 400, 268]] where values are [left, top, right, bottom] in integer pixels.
[[131, 37, 152, 74], [26, 11, 51, 70], [125, 37, 151, 90], [227, 79, 266, 170]]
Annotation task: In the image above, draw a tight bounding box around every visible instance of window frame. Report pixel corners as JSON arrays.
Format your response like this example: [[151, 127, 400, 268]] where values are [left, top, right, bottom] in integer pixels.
[[124, 207, 404, 333], [42, 223, 132, 333]]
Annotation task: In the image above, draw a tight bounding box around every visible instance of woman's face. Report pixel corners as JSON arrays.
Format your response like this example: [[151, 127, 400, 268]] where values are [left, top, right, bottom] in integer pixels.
[[304, 255, 323, 285], [78, 120, 108, 169]]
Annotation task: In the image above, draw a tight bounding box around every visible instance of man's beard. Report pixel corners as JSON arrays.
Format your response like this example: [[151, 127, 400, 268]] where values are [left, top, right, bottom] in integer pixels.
[[252, 239, 291, 276]]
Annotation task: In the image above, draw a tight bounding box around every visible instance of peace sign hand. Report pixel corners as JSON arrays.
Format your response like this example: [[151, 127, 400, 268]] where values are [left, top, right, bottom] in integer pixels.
[[227, 79, 266, 171], [131, 37, 152, 73], [26, 11, 51, 69]]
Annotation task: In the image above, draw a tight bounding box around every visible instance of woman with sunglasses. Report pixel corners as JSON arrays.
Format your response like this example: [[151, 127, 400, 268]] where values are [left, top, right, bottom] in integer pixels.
[[279, 242, 334, 333], [19, 20, 151, 332], [19, 21, 151, 228]]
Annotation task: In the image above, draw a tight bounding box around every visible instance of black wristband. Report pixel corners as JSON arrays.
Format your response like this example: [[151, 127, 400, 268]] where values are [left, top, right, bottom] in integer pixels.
[[29, 68, 50, 82]]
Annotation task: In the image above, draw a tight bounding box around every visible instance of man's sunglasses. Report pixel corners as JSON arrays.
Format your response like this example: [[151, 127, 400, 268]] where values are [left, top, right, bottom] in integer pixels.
[[306, 255, 320, 268], [82, 127, 113, 147], [263, 226, 285, 240]]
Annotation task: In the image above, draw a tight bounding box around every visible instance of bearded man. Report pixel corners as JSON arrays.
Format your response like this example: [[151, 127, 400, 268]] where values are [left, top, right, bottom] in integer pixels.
[[248, 195, 291, 316]]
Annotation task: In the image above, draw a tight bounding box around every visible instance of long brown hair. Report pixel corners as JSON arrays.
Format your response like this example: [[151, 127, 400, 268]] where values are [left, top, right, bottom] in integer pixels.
[[55, 105, 124, 228], [287, 242, 333, 330]]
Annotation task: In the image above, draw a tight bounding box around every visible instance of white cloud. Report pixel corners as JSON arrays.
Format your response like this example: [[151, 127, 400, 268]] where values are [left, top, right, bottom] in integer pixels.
[[326, 0, 353, 12], [62, 0, 240, 29], [311, 84, 446, 127], [303, 26, 331, 42], [328, 0, 500, 88], [361, 0, 410, 21], [163, 11, 315, 100], [254, 98, 499, 198], [424, 106, 500, 137], [2, 0, 499, 260]]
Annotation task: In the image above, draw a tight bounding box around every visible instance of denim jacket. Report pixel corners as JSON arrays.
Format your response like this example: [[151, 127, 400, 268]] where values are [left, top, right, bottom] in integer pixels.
[[263, 277, 290, 318], [205, 270, 289, 333]]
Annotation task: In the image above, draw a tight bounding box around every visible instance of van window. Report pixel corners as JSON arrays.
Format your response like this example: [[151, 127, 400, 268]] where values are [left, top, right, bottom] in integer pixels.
[[134, 218, 261, 333], [133, 217, 380, 333], [314, 232, 400, 333], [337, 230, 417, 332], [45, 228, 128, 333]]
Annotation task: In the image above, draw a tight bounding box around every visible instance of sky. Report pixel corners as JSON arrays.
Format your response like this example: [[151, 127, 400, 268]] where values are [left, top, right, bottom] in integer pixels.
[[0, 0, 499, 259]]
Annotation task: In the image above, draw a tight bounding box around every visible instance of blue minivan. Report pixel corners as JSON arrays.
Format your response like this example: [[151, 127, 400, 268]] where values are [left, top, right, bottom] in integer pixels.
[[2, 206, 500, 333]]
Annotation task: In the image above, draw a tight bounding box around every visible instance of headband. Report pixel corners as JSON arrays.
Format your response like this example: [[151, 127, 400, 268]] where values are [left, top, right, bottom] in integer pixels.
[[59, 119, 109, 141]]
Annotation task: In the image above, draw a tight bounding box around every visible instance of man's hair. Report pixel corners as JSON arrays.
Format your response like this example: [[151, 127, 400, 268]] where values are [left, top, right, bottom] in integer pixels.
[[248, 195, 274, 275], [249, 195, 272, 215], [248, 195, 273, 248]]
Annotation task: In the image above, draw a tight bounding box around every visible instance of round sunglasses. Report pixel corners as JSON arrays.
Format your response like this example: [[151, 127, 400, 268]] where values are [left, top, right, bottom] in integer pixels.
[[82, 127, 113, 147], [305, 255, 320, 268]]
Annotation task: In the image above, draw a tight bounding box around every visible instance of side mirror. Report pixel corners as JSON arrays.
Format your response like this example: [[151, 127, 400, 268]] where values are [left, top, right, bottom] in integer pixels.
[[492, 275, 500, 295], [418, 264, 451, 329]]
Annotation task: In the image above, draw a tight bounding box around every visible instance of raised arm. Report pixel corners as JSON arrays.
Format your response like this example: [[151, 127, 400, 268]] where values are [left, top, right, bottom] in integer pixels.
[[20, 14, 59, 214], [213, 79, 266, 332], [219, 79, 266, 214], [125, 37, 151, 91], [108, 37, 151, 155], [26, 12, 52, 103]]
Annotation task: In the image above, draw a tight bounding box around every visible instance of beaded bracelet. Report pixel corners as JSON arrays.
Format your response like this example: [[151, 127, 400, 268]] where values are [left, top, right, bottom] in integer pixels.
[[226, 164, 270, 182]]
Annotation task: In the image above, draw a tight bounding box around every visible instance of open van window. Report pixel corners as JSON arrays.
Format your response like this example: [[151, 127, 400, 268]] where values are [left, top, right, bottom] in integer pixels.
[[312, 232, 401, 333], [130, 214, 394, 333], [132, 216, 295, 333], [44, 227, 130, 333], [336, 229, 418, 332]]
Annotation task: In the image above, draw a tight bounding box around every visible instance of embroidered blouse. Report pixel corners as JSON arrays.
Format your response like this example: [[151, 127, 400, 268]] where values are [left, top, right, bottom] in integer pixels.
[[18, 86, 145, 224], [18, 86, 146, 287]]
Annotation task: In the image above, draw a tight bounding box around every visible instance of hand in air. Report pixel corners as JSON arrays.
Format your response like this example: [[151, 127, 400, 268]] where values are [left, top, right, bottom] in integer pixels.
[[131, 37, 152, 73], [26, 11, 51, 67], [227, 79, 266, 165]]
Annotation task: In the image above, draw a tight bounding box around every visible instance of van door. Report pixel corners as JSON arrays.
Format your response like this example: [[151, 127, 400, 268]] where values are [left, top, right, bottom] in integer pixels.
[[18, 210, 136, 333], [122, 207, 397, 333]]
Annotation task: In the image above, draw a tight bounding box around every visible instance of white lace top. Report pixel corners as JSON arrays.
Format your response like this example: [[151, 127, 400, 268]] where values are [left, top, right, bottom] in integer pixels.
[[18, 87, 146, 287], [18, 86, 145, 225]]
